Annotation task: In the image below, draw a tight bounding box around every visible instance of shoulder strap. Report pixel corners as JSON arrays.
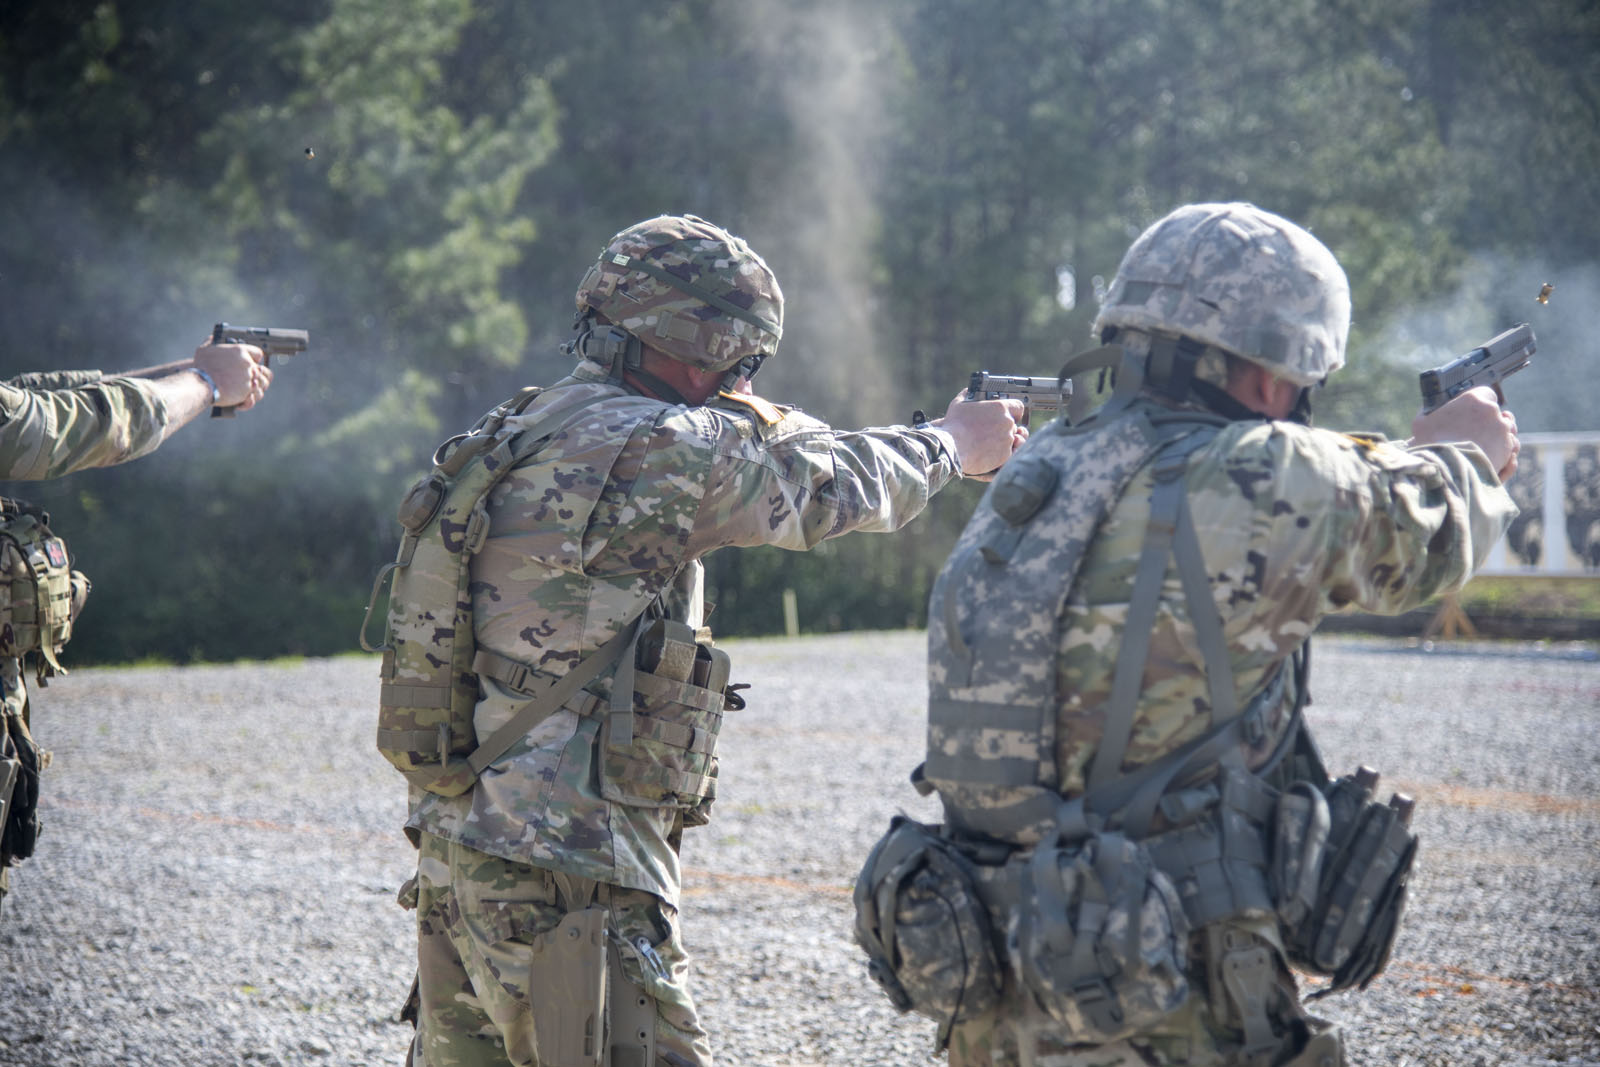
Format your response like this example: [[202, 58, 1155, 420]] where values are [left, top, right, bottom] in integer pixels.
[[1086, 423, 1228, 792], [465, 618, 641, 776]]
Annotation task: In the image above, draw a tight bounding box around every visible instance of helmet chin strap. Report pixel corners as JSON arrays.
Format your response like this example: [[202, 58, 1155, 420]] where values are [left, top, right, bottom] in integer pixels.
[[1286, 384, 1316, 426], [566, 312, 770, 407], [1112, 329, 1319, 424]]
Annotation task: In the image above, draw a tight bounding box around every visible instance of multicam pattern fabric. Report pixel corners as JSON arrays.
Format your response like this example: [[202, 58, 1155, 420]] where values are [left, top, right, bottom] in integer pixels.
[[1, 369, 174, 904], [1093, 203, 1352, 385], [411, 831, 709, 1067], [407, 356, 961, 907], [1049, 415, 1513, 796], [1, 371, 173, 482], [575, 215, 783, 372]]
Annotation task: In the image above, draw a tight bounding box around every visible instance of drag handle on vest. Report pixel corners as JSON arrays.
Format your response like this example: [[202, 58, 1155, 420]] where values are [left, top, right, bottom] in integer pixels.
[[208, 321, 311, 418]]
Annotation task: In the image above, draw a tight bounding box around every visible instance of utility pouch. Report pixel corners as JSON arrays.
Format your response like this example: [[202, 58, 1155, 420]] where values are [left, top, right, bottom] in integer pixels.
[[1284, 767, 1417, 995], [1271, 781, 1330, 929], [528, 905, 609, 1067], [853, 816, 1003, 1049], [0, 500, 88, 682], [1014, 830, 1190, 1044], [598, 620, 730, 810]]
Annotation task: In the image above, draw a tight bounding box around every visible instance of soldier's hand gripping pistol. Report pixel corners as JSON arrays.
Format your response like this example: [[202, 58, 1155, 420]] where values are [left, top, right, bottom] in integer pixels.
[[208, 322, 310, 417], [965, 371, 1073, 423], [1418, 323, 1535, 414]]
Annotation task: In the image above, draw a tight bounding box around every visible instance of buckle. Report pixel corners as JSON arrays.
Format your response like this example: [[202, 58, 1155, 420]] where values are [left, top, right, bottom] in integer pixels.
[[1072, 977, 1125, 1030]]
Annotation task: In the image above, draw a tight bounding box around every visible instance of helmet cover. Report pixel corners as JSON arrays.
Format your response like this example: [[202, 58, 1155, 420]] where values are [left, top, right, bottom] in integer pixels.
[[574, 214, 783, 372], [1093, 202, 1350, 386]]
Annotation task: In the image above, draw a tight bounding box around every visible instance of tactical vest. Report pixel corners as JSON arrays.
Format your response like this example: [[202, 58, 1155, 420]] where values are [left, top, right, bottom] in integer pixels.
[[363, 386, 734, 810], [1, 498, 90, 883], [922, 383, 1414, 993], [925, 399, 1248, 839], [859, 359, 1415, 1054]]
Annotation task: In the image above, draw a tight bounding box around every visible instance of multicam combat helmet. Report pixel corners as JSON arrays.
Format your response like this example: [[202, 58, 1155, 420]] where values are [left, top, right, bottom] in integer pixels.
[[1093, 202, 1351, 386], [574, 214, 784, 374]]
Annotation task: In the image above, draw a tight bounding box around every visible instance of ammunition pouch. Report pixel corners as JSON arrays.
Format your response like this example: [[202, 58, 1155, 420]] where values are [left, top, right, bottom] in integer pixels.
[[1144, 760, 1414, 999], [852, 816, 1003, 1049], [0, 498, 90, 684], [1144, 765, 1279, 929], [599, 620, 731, 812], [1007, 829, 1190, 1045], [1278, 769, 1417, 996]]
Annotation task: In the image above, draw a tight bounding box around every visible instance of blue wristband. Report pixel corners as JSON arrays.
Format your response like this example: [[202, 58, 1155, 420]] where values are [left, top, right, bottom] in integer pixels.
[[189, 366, 221, 404]]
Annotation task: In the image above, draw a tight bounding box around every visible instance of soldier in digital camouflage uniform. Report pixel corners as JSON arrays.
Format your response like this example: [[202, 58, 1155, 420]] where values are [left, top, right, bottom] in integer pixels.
[[909, 203, 1521, 1066], [401, 214, 1024, 1067], [1, 344, 273, 911]]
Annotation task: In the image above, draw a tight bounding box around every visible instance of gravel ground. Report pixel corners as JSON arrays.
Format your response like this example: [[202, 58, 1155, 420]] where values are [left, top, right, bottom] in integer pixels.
[[0, 631, 1595, 1067]]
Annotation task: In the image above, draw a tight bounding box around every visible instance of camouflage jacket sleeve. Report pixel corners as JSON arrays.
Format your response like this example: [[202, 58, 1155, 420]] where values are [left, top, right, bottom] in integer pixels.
[[1187, 422, 1518, 621], [0, 373, 173, 481], [680, 398, 961, 557]]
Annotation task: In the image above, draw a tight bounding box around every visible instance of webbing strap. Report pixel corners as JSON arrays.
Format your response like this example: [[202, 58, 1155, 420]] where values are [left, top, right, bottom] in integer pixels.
[[1087, 453, 1187, 793], [465, 621, 639, 776], [1173, 490, 1237, 730], [1087, 423, 1236, 797], [610, 253, 782, 340]]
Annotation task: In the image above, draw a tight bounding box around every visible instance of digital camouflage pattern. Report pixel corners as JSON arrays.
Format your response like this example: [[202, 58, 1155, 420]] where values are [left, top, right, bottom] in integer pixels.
[[575, 215, 783, 373], [407, 353, 961, 906], [927, 406, 1514, 1063], [1093, 202, 1352, 386], [925, 411, 1174, 845], [947, 964, 1298, 1067]]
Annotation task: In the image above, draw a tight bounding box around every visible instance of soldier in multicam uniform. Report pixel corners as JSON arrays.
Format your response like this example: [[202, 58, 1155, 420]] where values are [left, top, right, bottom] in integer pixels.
[[400, 214, 1023, 1067], [894, 203, 1520, 1067], [1, 341, 273, 912]]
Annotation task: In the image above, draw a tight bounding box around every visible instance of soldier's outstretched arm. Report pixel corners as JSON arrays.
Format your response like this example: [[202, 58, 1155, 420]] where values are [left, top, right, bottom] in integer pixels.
[[683, 408, 997, 557], [0, 343, 272, 481]]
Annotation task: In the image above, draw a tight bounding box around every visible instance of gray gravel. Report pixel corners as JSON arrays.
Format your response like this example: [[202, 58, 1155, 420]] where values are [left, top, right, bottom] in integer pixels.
[[1, 632, 1596, 1067]]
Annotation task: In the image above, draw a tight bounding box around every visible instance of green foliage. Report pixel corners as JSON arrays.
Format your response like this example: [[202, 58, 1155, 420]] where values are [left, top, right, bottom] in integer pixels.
[[1, 0, 1595, 663]]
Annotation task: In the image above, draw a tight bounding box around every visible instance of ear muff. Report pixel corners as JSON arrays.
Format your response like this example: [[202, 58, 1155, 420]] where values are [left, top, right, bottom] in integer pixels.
[[564, 319, 643, 381]]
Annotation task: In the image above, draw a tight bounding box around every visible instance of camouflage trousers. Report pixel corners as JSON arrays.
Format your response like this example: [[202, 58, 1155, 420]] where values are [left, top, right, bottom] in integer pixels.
[[409, 832, 711, 1067], [948, 925, 1340, 1067]]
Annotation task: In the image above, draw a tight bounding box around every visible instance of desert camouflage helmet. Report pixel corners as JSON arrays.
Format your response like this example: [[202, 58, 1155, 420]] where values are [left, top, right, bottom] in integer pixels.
[[1093, 202, 1351, 386], [574, 214, 784, 373]]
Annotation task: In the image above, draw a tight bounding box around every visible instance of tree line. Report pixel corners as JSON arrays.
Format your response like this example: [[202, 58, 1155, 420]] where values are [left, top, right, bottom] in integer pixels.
[[1, 0, 1595, 663]]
